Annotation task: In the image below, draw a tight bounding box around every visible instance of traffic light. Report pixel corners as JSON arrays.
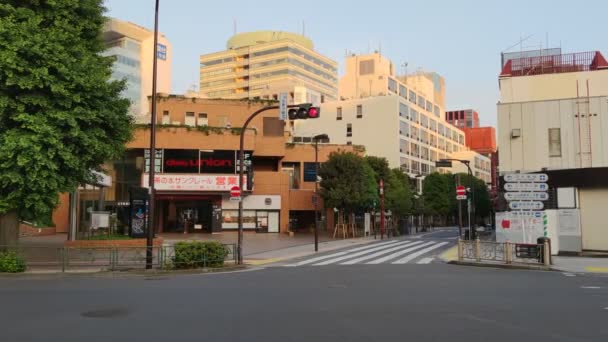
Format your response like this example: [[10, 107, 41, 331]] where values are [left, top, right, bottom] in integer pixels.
[[288, 104, 320, 120]]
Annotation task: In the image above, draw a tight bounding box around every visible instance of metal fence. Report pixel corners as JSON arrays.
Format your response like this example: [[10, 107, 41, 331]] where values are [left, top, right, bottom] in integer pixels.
[[0, 244, 237, 272], [458, 239, 550, 266]]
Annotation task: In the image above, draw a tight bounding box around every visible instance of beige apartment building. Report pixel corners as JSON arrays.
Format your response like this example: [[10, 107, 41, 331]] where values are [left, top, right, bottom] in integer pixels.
[[103, 18, 172, 117], [199, 31, 338, 104], [497, 49, 608, 252], [295, 52, 486, 191]]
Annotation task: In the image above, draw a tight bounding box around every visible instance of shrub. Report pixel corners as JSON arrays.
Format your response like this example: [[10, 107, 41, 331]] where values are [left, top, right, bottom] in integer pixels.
[[0, 251, 26, 273], [173, 241, 229, 269]]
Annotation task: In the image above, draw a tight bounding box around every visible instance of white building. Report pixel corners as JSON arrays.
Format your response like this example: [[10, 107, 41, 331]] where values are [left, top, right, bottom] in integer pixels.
[[103, 18, 172, 117], [296, 52, 488, 191], [497, 49, 608, 252]]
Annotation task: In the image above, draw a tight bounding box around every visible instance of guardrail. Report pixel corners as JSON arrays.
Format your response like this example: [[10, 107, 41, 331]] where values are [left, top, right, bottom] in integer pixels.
[[457, 239, 550, 266], [0, 244, 237, 272]]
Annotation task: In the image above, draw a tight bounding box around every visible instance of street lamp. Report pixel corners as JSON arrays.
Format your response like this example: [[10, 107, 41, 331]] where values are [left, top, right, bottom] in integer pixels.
[[146, 0, 160, 269], [312, 134, 329, 252], [415, 174, 423, 233], [436, 159, 476, 239]]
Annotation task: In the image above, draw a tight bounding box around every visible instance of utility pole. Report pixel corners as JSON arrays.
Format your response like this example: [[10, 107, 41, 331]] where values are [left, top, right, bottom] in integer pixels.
[[457, 174, 463, 239], [146, 0, 160, 270], [380, 179, 385, 240]]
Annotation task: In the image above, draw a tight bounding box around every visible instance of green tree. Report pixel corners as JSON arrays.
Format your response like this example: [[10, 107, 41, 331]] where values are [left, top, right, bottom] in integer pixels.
[[364, 156, 391, 185], [422, 173, 451, 219], [453, 173, 492, 223], [0, 1, 133, 245], [385, 168, 413, 221], [319, 152, 378, 217]]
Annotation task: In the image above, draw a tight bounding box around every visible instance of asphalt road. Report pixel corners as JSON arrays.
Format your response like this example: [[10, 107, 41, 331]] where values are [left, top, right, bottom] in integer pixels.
[[1, 256, 607, 341]]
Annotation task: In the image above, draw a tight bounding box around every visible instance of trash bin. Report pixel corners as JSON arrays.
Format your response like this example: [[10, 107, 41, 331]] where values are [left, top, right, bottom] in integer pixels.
[[537, 237, 551, 264]]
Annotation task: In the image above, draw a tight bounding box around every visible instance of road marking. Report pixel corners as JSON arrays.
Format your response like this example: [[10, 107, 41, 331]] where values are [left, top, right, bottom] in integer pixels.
[[339, 241, 421, 265], [284, 240, 400, 267], [417, 257, 434, 264], [585, 267, 608, 273], [313, 241, 413, 266], [562, 272, 576, 277], [581, 286, 602, 289], [365, 241, 436, 264], [392, 242, 449, 264]]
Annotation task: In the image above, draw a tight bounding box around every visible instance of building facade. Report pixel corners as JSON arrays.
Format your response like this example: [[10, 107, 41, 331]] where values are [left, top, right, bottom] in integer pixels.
[[103, 18, 172, 117], [445, 109, 480, 128], [56, 95, 359, 236], [296, 52, 486, 192], [199, 31, 338, 104], [498, 49, 608, 251]]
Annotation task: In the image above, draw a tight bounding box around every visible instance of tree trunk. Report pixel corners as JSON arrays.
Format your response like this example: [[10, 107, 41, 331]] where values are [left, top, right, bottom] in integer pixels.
[[0, 211, 19, 248]]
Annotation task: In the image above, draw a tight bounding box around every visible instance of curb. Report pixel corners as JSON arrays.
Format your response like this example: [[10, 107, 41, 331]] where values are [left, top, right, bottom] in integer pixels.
[[448, 260, 552, 271]]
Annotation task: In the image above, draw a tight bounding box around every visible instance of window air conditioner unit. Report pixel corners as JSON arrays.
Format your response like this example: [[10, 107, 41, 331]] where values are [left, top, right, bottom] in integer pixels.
[[511, 128, 521, 138]]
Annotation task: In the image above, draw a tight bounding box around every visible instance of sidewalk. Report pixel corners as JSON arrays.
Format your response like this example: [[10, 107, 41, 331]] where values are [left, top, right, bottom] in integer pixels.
[[551, 256, 608, 274]]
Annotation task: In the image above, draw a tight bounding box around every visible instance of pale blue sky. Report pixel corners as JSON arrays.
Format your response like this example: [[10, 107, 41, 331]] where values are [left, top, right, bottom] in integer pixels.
[[105, 0, 608, 127]]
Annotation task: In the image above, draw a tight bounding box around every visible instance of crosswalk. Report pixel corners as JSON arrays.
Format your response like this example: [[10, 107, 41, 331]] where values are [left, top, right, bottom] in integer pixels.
[[284, 240, 450, 267]]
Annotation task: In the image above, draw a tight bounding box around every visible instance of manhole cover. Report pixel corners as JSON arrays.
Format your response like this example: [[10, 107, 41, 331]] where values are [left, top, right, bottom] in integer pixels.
[[81, 308, 130, 319]]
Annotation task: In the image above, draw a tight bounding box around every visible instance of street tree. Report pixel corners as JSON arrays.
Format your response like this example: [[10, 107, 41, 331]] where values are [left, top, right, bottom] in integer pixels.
[[385, 168, 413, 227], [453, 173, 492, 224], [421, 172, 451, 225], [364, 156, 391, 185], [319, 152, 377, 222], [0, 1, 133, 245]]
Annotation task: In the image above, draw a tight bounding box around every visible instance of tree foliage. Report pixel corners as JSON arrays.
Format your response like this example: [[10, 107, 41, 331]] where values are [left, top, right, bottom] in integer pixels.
[[385, 168, 413, 218], [454, 173, 491, 219], [319, 152, 377, 213], [421, 173, 451, 216], [364, 156, 391, 185], [0, 1, 132, 229]]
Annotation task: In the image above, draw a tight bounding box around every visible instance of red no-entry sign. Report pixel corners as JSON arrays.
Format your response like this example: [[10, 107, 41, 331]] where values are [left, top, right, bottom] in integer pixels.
[[230, 186, 241, 201], [456, 185, 466, 200]]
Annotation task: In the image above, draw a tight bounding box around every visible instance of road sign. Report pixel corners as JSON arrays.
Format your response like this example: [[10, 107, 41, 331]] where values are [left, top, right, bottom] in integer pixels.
[[505, 173, 548, 183], [456, 185, 466, 196], [230, 186, 241, 201], [509, 201, 544, 210], [435, 160, 452, 168], [508, 211, 544, 218], [504, 192, 549, 201], [456, 195, 467, 200], [504, 182, 548, 192], [279, 92, 288, 121]]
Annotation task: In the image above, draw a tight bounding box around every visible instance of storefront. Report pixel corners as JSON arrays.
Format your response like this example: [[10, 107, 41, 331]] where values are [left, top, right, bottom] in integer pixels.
[[221, 195, 281, 232]]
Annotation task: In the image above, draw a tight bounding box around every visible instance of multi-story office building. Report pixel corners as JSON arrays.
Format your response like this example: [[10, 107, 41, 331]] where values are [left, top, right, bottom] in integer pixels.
[[445, 109, 480, 128], [199, 31, 338, 104], [103, 18, 172, 117], [498, 48, 608, 251], [296, 52, 486, 191]]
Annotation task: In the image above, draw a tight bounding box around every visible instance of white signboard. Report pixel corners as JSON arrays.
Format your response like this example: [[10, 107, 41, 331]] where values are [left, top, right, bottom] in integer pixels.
[[509, 201, 544, 210], [508, 211, 544, 218], [279, 92, 288, 121], [558, 209, 581, 237], [456, 195, 467, 200], [91, 212, 110, 229], [504, 192, 549, 201], [142, 174, 246, 192], [504, 182, 548, 192], [496, 212, 544, 244], [504, 173, 548, 183]]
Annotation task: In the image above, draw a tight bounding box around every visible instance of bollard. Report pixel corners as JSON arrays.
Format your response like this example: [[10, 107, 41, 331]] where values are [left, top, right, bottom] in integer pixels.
[[458, 239, 463, 261], [544, 241, 551, 266], [505, 241, 512, 264], [475, 238, 481, 262]]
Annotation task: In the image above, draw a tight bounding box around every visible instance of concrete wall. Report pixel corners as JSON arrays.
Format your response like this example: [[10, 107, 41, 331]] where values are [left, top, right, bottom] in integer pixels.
[[579, 188, 608, 251]]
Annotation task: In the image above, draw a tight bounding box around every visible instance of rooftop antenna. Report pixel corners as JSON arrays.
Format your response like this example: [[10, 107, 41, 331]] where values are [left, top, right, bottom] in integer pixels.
[[401, 62, 409, 76]]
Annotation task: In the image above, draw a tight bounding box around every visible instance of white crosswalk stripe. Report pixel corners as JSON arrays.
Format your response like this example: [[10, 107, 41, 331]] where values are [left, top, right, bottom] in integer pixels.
[[364, 241, 436, 264], [391, 242, 449, 264], [283, 240, 401, 267], [340, 241, 423, 265], [283, 239, 452, 267]]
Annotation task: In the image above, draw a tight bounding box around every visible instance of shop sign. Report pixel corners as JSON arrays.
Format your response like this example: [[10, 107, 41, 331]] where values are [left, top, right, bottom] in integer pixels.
[[142, 174, 247, 192], [153, 149, 253, 174]]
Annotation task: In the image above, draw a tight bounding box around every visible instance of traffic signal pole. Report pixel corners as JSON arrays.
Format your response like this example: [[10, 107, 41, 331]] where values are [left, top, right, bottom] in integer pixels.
[[380, 179, 385, 240], [237, 103, 318, 264]]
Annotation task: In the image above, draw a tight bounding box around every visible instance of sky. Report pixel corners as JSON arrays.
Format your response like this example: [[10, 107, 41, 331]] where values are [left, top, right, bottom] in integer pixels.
[[105, 0, 608, 128]]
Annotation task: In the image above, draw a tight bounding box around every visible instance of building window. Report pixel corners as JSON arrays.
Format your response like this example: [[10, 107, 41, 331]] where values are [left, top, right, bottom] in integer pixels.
[[347, 141, 352, 145], [418, 96, 426, 110], [162, 110, 170, 124], [197, 113, 208, 126], [410, 110, 419, 123], [346, 123, 352, 137], [337, 107, 342, 120], [185, 112, 195, 126], [399, 103, 409, 118], [388, 78, 397, 93], [359, 59, 374, 75], [548, 128, 561, 157], [399, 85, 407, 99], [434, 105, 440, 117], [409, 90, 417, 104], [356, 105, 363, 118]]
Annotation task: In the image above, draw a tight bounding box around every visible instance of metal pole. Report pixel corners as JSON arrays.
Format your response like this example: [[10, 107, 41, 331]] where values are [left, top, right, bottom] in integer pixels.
[[146, 0, 160, 270], [457, 174, 463, 239], [314, 140, 319, 252], [380, 179, 385, 240]]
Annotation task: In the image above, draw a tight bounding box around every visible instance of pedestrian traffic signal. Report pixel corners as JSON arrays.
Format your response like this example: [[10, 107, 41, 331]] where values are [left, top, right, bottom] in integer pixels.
[[288, 104, 321, 120]]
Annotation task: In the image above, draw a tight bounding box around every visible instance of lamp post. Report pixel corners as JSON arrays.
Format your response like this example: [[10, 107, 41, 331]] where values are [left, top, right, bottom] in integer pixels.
[[145, 0, 160, 270], [313, 134, 328, 252], [414, 174, 423, 232]]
